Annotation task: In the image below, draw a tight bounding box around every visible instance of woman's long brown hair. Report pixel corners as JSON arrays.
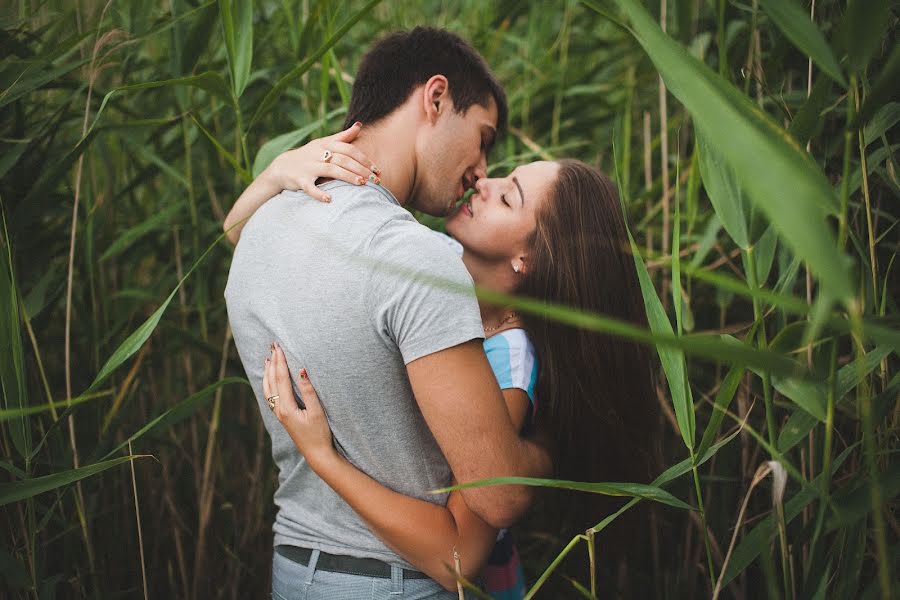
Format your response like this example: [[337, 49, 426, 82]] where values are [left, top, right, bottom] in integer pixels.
[[519, 159, 660, 581]]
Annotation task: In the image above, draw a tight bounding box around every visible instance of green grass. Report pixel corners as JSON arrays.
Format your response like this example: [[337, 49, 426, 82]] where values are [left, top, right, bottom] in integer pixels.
[[1, 0, 897, 598]]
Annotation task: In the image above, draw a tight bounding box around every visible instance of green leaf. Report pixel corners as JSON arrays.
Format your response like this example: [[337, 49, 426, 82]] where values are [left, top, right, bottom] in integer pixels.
[[189, 113, 251, 182], [863, 102, 900, 146], [696, 365, 744, 459], [0, 206, 30, 459], [603, 0, 854, 302], [788, 75, 834, 146], [852, 43, 900, 129], [219, 0, 253, 98], [252, 107, 346, 177], [838, 0, 891, 76], [100, 377, 248, 460], [100, 201, 184, 262], [248, 0, 383, 132], [87, 228, 229, 392], [758, 0, 846, 87], [0, 390, 106, 422], [434, 477, 693, 511], [697, 129, 749, 248], [720, 445, 856, 585], [0, 455, 141, 507], [776, 345, 892, 451], [630, 232, 695, 450]]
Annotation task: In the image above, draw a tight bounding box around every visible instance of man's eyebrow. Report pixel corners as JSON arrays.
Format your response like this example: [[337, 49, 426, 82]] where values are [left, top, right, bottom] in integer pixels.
[[512, 176, 525, 206]]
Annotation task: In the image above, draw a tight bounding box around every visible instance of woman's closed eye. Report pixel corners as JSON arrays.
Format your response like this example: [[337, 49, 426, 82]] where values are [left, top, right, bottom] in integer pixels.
[[501, 194, 510, 207]]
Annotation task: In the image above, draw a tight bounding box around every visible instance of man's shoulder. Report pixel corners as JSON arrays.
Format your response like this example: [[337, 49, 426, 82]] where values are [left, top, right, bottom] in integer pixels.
[[367, 217, 465, 270]]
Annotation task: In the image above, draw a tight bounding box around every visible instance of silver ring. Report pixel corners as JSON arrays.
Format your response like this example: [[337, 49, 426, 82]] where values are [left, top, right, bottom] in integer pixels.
[[321, 149, 333, 162]]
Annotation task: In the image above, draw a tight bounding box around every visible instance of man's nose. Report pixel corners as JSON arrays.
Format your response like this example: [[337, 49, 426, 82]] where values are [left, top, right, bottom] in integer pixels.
[[473, 154, 488, 181]]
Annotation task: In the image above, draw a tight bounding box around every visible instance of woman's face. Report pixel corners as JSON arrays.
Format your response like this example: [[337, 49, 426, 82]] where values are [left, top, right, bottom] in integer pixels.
[[445, 160, 559, 268]]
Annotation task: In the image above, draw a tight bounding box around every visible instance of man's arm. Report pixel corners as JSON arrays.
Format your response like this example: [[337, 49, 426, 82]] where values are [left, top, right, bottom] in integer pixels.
[[406, 339, 551, 529]]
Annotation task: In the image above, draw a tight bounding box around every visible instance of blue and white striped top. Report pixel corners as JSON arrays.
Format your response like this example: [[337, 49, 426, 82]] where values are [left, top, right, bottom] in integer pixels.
[[484, 328, 538, 406]]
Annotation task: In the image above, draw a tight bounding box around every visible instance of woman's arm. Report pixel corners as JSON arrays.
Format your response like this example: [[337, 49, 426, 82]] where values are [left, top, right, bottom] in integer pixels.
[[223, 122, 380, 244], [264, 344, 532, 590]]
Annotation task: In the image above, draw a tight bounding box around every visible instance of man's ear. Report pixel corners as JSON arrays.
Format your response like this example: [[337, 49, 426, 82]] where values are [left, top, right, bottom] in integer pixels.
[[422, 75, 449, 124]]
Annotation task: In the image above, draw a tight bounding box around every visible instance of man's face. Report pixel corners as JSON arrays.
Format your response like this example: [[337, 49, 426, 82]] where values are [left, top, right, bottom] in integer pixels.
[[411, 96, 498, 217]]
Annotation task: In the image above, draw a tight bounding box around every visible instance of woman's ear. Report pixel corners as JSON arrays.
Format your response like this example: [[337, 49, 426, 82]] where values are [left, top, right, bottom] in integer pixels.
[[512, 257, 527, 274], [422, 75, 449, 123]]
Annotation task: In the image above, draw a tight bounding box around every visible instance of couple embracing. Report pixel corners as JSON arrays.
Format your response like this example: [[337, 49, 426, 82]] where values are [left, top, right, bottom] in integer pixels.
[[224, 27, 658, 599]]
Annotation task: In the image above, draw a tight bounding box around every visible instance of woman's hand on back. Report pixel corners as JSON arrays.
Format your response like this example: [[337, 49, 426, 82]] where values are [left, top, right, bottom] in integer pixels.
[[263, 343, 337, 469], [262, 122, 381, 203]]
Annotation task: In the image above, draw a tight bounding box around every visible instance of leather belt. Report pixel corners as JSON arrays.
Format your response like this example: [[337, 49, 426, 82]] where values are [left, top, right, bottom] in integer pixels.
[[275, 545, 431, 580]]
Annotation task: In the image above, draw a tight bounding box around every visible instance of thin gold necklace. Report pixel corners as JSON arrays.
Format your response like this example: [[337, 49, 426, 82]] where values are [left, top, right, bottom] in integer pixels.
[[484, 312, 519, 333]]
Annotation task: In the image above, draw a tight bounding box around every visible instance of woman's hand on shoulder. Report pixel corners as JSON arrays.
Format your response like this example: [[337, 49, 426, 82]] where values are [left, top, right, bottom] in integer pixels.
[[263, 343, 338, 469], [262, 122, 381, 203]]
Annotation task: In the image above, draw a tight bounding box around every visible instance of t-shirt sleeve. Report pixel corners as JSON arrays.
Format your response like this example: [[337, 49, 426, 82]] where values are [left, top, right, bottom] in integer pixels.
[[484, 331, 539, 405], [365, 219, 484, 365]]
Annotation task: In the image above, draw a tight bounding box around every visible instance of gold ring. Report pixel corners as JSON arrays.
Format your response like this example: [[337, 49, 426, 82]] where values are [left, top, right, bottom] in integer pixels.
[[266, 394, 279, 410], [322, 150, 333, 162]]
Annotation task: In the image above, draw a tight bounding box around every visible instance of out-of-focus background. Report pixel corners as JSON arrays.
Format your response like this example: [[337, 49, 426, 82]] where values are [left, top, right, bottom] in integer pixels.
[[1, 1, 897, 598]]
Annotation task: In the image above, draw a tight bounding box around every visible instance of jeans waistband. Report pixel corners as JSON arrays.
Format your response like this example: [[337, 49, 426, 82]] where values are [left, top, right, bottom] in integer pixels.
[[275, 545, 431, 580]]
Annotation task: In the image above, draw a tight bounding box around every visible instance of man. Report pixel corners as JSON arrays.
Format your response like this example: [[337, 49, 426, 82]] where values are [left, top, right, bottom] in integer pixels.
[[224, 27, 548, 597]]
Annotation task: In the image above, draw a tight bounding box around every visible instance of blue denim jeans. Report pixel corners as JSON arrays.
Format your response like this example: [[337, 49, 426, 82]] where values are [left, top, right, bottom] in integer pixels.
[[271, 548, 458, 600]]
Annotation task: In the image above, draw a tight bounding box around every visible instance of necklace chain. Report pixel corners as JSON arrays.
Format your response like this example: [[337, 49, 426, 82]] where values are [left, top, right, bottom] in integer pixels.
[[484, 312, 519, 333]]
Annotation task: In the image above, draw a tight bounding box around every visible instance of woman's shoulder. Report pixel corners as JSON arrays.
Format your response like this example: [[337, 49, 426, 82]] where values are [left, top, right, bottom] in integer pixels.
[[485, 328, 536, 357], [483, 328, 538, 403]]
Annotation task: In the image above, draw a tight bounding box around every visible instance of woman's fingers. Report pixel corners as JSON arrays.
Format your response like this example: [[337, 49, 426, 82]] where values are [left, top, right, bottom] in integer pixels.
[[299, 178, 332, 203], [296, 367, 323, 416], [273, 344, 298, 411], [328, 121, 362, 144], [330, 153, 378, 184], [327, 141, 379, 176], [262, 357, 272, 398]]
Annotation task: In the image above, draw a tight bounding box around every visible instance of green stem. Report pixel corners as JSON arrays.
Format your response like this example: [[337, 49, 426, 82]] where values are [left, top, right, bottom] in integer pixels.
[[717, 0, 727, 78], [849, 306, 890, 600], [524, 534, 587, 599], [745, 246, 790, 596], [691, 463, 716, 591], [807, 340, 837, 570]]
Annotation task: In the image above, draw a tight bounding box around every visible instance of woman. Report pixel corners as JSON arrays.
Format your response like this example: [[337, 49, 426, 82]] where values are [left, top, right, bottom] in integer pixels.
[[228, 124, 658, 596]]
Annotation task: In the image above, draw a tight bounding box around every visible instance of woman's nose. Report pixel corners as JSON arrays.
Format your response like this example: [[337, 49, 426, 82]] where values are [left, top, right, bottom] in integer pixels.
[[474, 177, 491, 198]]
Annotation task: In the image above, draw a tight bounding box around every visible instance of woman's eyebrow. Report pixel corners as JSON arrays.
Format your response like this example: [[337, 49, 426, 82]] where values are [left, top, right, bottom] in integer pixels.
[[512, 176, 525, 206]]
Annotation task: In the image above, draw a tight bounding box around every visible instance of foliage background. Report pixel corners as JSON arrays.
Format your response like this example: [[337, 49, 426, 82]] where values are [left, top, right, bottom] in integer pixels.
[[1, 0, 897, 598]]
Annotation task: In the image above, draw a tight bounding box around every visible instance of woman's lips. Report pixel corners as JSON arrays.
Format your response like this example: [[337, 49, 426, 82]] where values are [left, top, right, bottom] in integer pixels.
[[463, 200, 473, 217]]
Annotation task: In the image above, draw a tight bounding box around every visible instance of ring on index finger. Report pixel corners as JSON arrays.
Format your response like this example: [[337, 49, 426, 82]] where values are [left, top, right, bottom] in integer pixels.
[[321, 149, 333, 162]]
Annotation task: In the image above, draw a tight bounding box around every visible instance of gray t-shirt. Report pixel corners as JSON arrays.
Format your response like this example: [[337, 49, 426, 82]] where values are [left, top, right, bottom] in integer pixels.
[[224, 180, 484, 568]]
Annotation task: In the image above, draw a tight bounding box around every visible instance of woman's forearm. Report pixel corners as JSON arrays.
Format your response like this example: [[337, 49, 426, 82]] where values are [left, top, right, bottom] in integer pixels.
[[308, 450, 497, 590], [223, 169, 282, 244]]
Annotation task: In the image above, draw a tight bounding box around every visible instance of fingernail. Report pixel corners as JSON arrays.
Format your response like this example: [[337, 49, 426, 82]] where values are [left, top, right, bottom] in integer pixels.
[[354, 121, 362, 128], [368, 173, 377, 183], [323, 194, 332, 203], [371, 165, 380, 175], [299, 368, 308, 380], [356, 176, 364, 185], [373, 176, 381, 185]]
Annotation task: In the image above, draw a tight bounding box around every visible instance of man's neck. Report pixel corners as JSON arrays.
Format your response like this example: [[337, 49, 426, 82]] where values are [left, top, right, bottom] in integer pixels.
[[350, 115, 418, 206]]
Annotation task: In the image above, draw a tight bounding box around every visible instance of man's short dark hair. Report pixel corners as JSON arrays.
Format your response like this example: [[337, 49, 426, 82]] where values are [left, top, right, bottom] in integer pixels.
[[344, 27, 508, 136]]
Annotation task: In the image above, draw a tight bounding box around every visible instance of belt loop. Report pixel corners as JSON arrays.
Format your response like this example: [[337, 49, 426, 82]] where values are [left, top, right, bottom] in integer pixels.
[[305, 549, 320, 586], [390, 564, 403, 595]]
